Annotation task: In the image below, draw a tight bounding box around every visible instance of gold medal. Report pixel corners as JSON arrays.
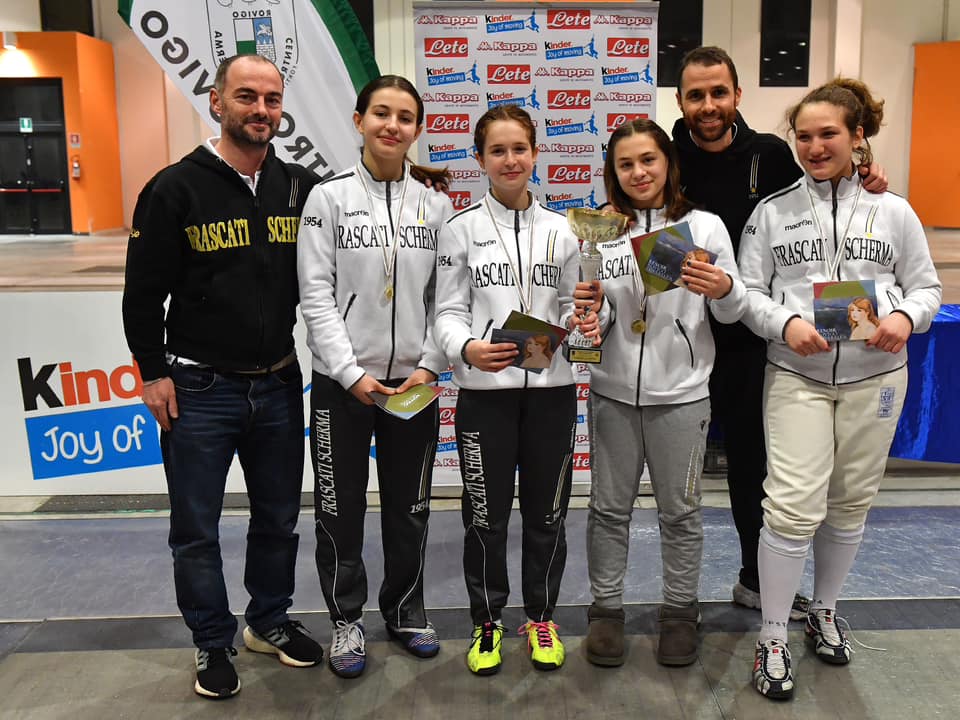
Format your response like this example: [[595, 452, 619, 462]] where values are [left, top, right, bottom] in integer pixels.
[[631, 319, 646, 334], [384, 283, 394, 301]]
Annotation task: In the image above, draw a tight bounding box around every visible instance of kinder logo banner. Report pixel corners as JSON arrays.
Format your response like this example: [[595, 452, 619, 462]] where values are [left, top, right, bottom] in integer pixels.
[[17, 356, 160, 479], [118, 0, 379, 179], [414, 2, 658, 209]]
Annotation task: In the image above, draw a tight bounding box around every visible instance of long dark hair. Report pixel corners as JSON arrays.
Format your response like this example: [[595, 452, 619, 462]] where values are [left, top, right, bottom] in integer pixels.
[[354, 74, 450, 186], [603, 119, 693, 221]]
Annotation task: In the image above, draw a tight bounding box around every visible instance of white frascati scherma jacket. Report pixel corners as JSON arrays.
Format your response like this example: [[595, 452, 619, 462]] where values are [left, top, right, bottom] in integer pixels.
[[297, 161, 453, 389], [590, 206, 746, 406], [738, 171, 942, 385], [434, 190, 579, 390]]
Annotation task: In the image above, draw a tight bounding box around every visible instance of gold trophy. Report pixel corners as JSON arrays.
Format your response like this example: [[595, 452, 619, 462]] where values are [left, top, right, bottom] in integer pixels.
[[565, 207, 630, 363]]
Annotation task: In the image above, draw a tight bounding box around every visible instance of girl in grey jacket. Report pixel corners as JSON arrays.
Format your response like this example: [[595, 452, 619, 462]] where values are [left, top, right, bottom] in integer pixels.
[[577, 119, 746, 669]]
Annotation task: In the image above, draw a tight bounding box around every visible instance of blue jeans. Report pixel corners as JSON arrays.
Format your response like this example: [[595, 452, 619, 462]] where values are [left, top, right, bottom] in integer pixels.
[[161, 361, 305, 649]]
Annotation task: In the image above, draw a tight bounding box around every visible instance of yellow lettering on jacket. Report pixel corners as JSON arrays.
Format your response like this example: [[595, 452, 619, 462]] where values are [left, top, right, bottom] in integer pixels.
[[184, 218, 252, 252]]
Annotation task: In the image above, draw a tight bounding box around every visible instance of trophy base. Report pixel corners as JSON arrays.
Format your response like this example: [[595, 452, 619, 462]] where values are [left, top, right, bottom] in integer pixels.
[[566, 345, 603, 364]]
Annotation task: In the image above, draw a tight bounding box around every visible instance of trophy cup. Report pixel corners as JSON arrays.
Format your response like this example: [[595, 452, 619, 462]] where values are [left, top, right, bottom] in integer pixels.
[[565, 207, 630, 363]]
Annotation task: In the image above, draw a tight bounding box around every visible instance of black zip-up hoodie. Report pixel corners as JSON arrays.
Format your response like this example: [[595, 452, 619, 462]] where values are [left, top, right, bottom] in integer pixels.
[[671, 112, 802, 350], [123, 144, 318, 380]]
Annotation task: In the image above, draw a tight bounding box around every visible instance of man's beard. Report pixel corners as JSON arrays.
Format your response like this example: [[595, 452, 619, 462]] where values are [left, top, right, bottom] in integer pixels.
[[223, 114, 276, 147], [687, 111, 734, 145]]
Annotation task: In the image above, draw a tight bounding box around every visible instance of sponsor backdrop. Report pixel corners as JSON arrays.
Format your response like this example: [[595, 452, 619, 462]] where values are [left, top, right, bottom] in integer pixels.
[[415, 2, 659, 485], [118, 0, 380, 180], [413, 2, 659, 214]]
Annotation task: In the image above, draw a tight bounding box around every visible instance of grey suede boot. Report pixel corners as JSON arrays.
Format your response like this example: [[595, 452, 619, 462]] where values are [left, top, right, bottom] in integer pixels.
[[657, 601, 701, 666], [585, 604, 626, 667]]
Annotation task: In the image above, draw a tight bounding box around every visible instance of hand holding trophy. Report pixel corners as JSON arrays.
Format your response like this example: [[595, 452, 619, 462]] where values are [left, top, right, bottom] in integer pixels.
[[565, 207, 630, 363]]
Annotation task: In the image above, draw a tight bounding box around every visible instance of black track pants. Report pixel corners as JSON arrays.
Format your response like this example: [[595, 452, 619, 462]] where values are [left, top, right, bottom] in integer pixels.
[[456, 385, 576, 625], [310, 372, 438, 627]]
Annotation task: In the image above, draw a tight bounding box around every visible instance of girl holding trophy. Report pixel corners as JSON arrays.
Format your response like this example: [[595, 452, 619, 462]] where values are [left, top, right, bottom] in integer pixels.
[[434, 105, 581, 676], [297, 75, 453, 677], [576, 119, 746, 668]]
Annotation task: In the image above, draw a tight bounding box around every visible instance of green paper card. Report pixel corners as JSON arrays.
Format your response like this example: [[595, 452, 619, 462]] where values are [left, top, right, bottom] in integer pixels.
[[368, 384, 442, 420]]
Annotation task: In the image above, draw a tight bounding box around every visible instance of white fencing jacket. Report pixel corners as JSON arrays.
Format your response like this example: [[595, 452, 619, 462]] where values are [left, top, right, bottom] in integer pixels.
[[738, 171, 942, 385], [297, 161, 453, 389], [435, 190, 579, 390], [590, 206, 746, 407]]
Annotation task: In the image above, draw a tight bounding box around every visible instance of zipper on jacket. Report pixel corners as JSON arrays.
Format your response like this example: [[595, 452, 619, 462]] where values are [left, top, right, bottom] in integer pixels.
[[342, 292, 358, 321], [830, 185, 841, 385], [513, 208, 523, 288], [480, 318, 493, 340], [675, 318, 694, 367], [634, 209, 652, 407], [252, 190, 265, 367], [385, 179, 398, 379]]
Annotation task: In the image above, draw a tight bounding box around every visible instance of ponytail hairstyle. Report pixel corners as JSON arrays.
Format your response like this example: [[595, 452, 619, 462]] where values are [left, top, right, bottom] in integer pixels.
[[354, 74, 451, 186], [786, 77, 884, 166], [603, 118, 694, 222]]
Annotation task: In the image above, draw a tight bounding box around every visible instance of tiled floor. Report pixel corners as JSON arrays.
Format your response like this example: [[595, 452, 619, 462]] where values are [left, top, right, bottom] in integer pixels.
[[0, 505, 959, 718]]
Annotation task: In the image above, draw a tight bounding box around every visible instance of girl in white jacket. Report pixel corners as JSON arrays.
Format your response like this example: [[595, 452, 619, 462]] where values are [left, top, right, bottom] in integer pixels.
[[739, 79, 940, 701], [576, 119, 746, 669], [434, 105, 580, 676], [297, 75, 453, 677]]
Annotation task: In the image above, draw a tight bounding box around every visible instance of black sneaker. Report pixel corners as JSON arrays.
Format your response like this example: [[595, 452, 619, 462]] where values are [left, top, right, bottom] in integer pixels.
[[194, 647, 240, 699], [243, 620, 323, 667], [805, 609, 851, 665], [752, 639, 794, 700]]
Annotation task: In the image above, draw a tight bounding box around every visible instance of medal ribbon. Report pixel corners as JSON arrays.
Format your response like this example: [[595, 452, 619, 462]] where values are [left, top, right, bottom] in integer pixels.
[[484, 194, 536, 315], [355, 161, 409, 295]]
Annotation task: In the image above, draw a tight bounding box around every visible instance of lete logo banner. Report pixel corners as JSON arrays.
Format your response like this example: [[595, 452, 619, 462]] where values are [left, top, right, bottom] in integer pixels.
[[118, 0, 379, 179]]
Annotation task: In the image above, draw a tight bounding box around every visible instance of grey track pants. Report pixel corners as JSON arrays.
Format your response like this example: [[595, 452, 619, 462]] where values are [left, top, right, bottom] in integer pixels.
[[586, 391, 710, 608]]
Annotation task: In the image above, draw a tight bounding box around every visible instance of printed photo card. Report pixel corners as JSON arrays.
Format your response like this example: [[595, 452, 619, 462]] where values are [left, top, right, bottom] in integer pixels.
[[813, 279, 880, 342], [492, 311, 569, 373]]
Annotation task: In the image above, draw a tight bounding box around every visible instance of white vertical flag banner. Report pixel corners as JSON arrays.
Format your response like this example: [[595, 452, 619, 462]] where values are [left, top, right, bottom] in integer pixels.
[[118, 0, 380, 179]]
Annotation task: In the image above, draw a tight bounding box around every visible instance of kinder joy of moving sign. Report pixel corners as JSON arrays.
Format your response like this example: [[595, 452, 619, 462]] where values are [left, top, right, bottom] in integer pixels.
[[18, 354, 159, 480]]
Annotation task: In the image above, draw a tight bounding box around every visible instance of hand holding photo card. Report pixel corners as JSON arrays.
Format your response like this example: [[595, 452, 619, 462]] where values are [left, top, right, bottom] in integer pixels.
[[367, 384, 442, 420], [813, 280, 879, 342], [490, 329, 558, 373], [494, 311, 568, 374], [640, 221, 717, 289]]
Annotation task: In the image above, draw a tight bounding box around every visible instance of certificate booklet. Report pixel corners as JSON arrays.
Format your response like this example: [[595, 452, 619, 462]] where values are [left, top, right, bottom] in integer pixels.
[[368, 384, 442, 420], [813, 279, 879, 342], [640, 221, 716, 288], [493, 311, 568, 373]]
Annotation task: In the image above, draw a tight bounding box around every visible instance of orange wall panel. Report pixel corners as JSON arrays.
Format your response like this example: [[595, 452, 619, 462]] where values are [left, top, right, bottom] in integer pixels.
[[909, 42, 960, 228], [0, 32, 123, 233]]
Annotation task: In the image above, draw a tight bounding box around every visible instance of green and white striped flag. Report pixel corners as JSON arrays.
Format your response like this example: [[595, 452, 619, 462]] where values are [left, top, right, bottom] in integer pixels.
[[118, 0, 379, 179]]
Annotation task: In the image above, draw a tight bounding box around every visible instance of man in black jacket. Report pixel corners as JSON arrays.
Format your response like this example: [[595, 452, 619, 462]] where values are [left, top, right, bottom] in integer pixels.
[[122, 54, 322, 699], [671, 47, 807, 618]]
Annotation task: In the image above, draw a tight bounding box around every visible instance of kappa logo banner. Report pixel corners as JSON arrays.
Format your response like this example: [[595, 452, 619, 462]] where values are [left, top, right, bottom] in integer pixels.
[[413, 2, 659, 212], [118, 0, 379, 179]]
